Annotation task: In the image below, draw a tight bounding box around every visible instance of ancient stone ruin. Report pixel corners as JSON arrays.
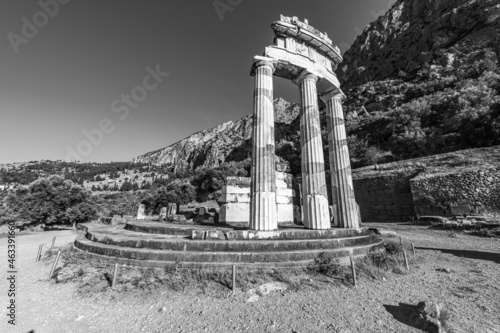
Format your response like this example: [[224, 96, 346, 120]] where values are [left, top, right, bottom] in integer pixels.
[[159, 207, 167, 220], [136, 204, 146, 220], [249, 15, 359, 231], [74, 16, 383, 268]]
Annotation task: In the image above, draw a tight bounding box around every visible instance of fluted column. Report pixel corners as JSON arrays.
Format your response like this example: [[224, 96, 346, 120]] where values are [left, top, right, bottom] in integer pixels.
[[249, 58, 277, 231], [295, 72, 330, 230], [321, 90, 360, 229]]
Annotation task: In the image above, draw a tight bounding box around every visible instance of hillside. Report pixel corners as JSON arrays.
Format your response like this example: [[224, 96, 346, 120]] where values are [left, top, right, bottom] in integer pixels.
[[0, 161, 170, 191], [340, 0, 500, 161]]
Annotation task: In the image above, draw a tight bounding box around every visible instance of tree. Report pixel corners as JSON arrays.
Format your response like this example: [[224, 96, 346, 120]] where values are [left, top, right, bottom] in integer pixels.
[[120, 181, 133, 192], [4, 176, 96, 226]]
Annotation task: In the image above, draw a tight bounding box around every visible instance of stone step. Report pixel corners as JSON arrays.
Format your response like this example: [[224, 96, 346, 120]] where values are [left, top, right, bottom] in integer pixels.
[[74, 235, 384, 264], [124, 221, 232, 236], [86, 229, 378, 252], [125, 221, 370, 240]]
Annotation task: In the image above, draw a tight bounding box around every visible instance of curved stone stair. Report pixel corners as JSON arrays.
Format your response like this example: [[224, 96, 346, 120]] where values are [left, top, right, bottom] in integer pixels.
[[74, 223, 384, 268]]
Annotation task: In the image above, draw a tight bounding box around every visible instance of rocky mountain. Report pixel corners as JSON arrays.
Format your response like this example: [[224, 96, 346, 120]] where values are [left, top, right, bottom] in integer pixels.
[[132, 98, 300, 170], [339, 0, 500, 88], [134, 0, 500, 170], [340, 0, 500, 162]]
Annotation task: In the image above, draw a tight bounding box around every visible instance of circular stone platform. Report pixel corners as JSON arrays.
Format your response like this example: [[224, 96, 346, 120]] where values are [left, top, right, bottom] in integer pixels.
[[74, 221, 384, 269]]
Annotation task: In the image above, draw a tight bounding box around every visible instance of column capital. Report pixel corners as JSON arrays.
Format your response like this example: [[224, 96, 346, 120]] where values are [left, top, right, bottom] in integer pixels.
[[319, 88, 346, 103], [250, 56, 277, 76], [293, 70, 319, 86]]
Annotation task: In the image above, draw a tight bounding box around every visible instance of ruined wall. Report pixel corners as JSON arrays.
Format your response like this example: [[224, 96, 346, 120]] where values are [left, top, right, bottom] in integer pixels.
[[353, 174, 415, 222], [410, 167, 500, 215], [218, 173, 297, 225]]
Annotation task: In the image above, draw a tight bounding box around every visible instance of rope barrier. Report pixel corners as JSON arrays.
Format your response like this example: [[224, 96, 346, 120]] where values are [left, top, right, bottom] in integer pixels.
[[43, 250, 408, 271], [42, 238, 413, 290]]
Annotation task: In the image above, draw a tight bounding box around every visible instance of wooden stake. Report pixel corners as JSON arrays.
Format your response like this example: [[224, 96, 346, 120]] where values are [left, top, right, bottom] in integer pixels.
[[51, 236, 56, 250], [399, 236, 403, 245], [232, 265, 236, 294], [36, 244, 42, 263], [112, 263, 119, 288], [49, 251, 61, 278], [403, 251, 409, 271], [411, 243, 416, 256], [350, 257, 357, 286]]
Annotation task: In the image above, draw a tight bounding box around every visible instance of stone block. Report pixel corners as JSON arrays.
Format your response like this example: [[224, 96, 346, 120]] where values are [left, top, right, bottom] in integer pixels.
[[431, 206, 445, 216], [276, 195, 293, 204], [450, 205, 471, 216], [275, 180, 289, 189], [416, 206, 433, 215], [159, 207, 167, 220], [167, 203, 177, 215], [218, 193, 251, 203], [276, 188, 294, 197], [191, 230, 205, 239], [206, 230, 226, 240], [219, 203, 250, 224], [196, 207, 207, 215], [136, 204, 146, 220], [167, 215, 186, 223], [277, 204, 294, 223], [223, 185, 251, 195], [226, 177, 251, 187]]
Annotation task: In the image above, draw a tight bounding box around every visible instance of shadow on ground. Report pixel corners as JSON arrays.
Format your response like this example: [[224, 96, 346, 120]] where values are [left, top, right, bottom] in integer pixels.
[[383, 303, 420, 330], [416, 247, 500, 264]]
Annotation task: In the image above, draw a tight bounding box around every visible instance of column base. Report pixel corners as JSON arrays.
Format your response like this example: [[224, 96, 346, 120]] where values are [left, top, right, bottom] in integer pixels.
[[250, 192, 278, 231], [303, 195, 330, 230]]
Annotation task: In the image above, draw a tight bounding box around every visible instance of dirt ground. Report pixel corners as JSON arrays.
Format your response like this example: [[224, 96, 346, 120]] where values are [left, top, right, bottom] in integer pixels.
[[1, 223, 500, 333]]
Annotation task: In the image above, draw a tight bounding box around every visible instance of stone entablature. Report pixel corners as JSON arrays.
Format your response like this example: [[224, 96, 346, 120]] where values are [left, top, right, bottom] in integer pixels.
[[272, 15, 342, 66]]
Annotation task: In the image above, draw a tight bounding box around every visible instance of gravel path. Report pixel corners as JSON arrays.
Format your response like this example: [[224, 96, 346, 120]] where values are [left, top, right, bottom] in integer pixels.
[[1, 224, 500, 333]]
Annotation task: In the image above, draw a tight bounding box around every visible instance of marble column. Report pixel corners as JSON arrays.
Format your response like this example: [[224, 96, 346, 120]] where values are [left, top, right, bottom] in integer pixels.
[[249, 58, 277, 231], [321, 90, 360, 229], [295, 72, 330, 230]]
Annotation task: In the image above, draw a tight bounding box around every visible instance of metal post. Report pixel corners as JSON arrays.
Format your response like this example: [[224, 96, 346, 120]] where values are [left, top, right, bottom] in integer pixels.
[[403, 251, 409, 271], [36, 244, 42, 263], [49, 251, 61, 278], [350, 257, 357, 286], [51, 236, 56, 250], [112, 263, 119, 288], [411, 243, 416, 256], [232, 265, 236, 294]]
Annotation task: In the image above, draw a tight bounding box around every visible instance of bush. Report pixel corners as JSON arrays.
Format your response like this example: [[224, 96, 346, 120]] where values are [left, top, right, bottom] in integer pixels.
[[4, 176, 96, 226], [384, 242, 404, 256], [308, 252, 344, 276]]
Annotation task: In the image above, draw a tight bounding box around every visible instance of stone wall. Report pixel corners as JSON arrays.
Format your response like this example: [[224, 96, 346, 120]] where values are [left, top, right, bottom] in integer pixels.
[[411, 166, 500, 216], [218, 172, 297, 225], [353, 174, 415, 222]]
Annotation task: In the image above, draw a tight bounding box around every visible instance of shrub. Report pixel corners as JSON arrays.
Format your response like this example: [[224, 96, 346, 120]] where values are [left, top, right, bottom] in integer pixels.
[[4, 176, 96, 226], [308, 252, 343, 276]]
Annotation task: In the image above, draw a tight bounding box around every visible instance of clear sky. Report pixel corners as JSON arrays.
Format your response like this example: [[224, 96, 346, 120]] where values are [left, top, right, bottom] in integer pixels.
[[0, 0, 396, 164]]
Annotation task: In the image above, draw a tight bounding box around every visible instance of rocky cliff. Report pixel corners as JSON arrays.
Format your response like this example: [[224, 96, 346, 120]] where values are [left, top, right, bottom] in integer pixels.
[[339, 0, 500, 88], [340, 0, 500, 163], [132, 98, 300, 170]]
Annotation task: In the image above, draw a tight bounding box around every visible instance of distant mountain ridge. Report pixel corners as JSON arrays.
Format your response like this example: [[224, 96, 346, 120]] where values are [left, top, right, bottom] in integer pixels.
[[132, 98, 300, 169]]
